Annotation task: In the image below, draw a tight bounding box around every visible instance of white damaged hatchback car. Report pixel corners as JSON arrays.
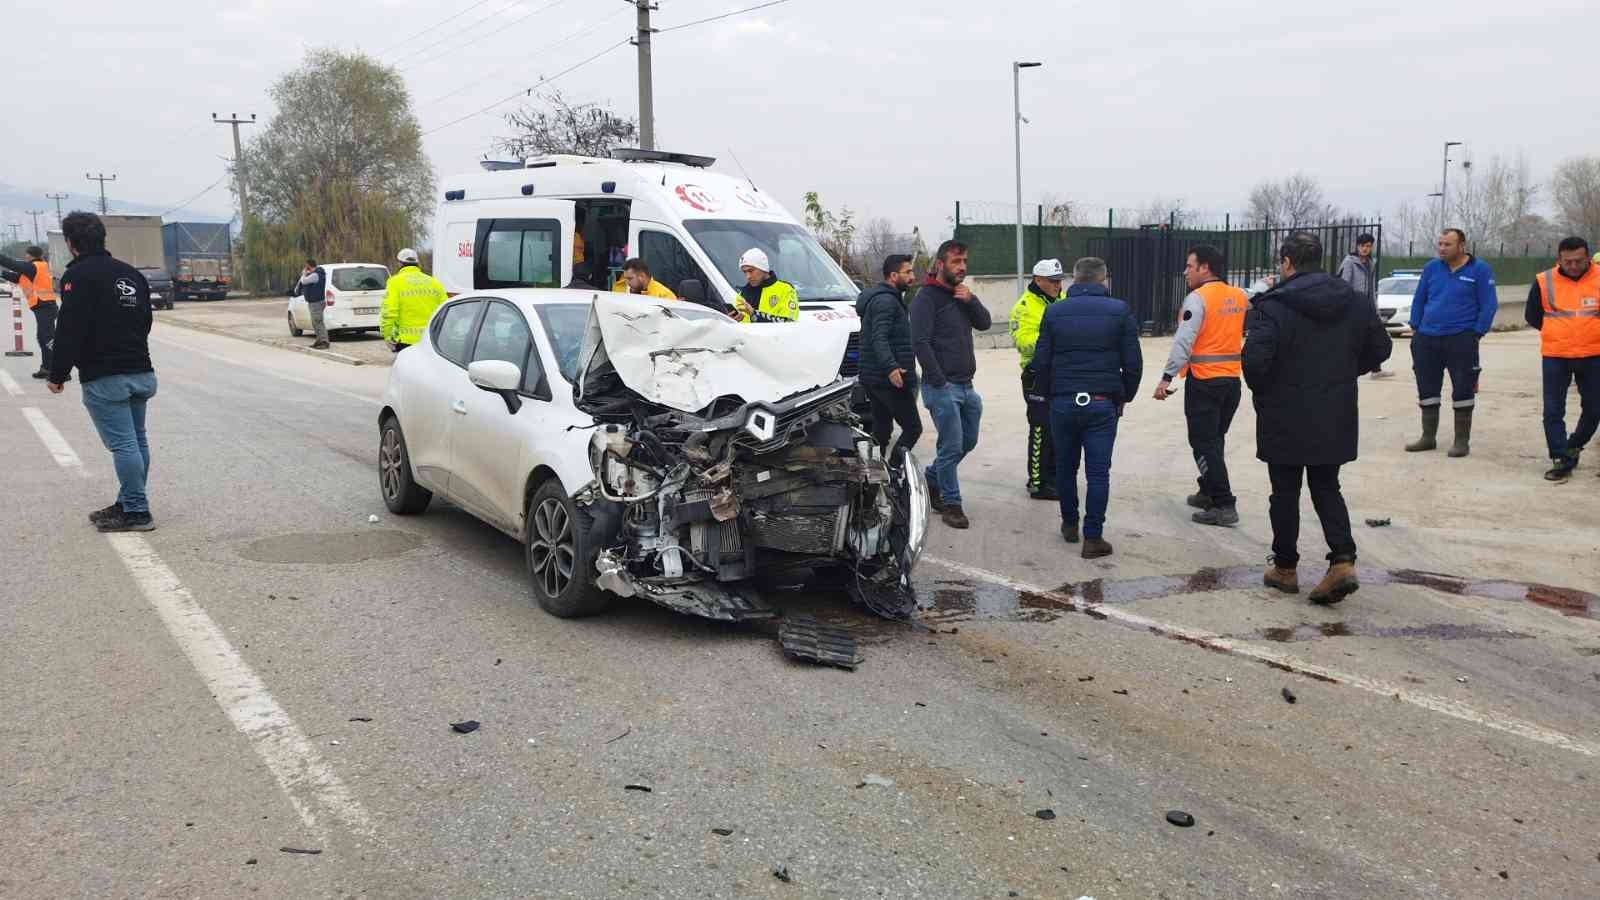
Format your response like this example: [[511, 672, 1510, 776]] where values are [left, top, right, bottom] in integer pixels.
[[378, 290, 928, 622]]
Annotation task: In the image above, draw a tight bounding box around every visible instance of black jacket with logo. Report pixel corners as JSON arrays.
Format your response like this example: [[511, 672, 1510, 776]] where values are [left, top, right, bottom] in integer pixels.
[[50, 250, 154, 384]]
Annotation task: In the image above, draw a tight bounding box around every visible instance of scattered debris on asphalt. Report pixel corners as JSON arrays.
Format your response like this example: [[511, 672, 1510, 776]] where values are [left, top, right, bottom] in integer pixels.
[[329, 740, 340, 746], [348, 716, 373, 723], [367, 514, 380, 524], [1457, 676, 1470, 684], [1034, 809, 1056, 820], [772, 864, 792, 883], [624, 784, 653, 793], [605, 727, 632, 744], [1499, 870, 1509, 880], [1364, 517, 1391, 528], [450, 720, 480, 734], [858, 774, 894, 788], [778, 616, 863, 669], [494, 658, 502, 666], [1282, 687, 1297, 704], [245, 858, 257, 865], [1077, 675, 1094, 682], [1112, 689, 1129, 695], [1166, 810, 1195, 827], [279, 847, 322, 855], [914, 701, 927, 707], [711, 828, 734, 836]]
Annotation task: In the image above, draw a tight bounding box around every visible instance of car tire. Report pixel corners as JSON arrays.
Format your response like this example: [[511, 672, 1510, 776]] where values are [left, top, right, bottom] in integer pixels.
[[288, 311, 304, 337], [526, 479, 612, 618], [379, 416, 432, 515]]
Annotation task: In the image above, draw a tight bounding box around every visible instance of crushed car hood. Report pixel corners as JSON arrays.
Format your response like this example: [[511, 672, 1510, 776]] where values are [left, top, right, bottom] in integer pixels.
[[576, 294, 853, 414]]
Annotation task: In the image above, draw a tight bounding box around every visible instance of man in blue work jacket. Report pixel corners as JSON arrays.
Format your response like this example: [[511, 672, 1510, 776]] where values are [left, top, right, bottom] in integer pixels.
[[1404, 228, 1498, 457]]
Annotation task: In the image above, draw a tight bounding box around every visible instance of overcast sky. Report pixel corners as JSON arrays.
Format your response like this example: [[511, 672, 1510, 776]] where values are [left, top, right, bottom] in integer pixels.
[[12, 0, 1597, 241]]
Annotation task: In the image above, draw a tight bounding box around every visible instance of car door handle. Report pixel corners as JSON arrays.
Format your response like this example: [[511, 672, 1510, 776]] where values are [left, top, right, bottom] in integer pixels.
[[451, 400, 468, 415]]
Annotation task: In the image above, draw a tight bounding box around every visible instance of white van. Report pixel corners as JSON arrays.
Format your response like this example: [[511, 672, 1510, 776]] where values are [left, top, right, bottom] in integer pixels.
[[287, 263, 389, 337], [431, 149, 864, 374]]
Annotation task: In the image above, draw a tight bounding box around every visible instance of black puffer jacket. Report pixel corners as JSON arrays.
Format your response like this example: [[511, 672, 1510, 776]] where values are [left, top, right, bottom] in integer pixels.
[[854, 282, 916, 388], [1243, 271, 1392, 465]]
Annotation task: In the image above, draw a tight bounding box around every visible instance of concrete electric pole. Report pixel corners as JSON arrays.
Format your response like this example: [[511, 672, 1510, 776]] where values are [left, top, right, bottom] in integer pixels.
[[24, 210, 46, 244], [1012, 61, 1042, 298], [85, 173, 117, 214], [1437, 140, 1462, 235], [631, 1, 657, 150], [213, 113, 257, 226], [45, 193, 68, 228]]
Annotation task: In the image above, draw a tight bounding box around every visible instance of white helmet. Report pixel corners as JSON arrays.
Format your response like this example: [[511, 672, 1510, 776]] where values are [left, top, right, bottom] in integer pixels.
[[738, 248, 771, 272]]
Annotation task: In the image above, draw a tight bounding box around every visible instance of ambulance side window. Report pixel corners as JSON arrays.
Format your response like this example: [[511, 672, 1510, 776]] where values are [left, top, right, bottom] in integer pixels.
[[638, 230, 711, 297], [476, 218, 561, 289]]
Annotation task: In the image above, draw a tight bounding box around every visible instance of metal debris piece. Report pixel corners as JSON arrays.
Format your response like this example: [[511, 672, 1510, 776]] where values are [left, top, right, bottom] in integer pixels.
[[624, 784, 653, 793], [858, 774, 894, 788], [711, 828, 734, 836], [1282, 687, 1297, 704], [1365, 518, 1391, 528], [605, 727, 632, 745], [347, 717, 373, 723], [778, 616, 863, 670], [1034, 809, 1056, 820], [279, 847, 322, 855], [450, 720, 480, 734], [1166, 810, 1195, 827], [772, 865, 792, 883]]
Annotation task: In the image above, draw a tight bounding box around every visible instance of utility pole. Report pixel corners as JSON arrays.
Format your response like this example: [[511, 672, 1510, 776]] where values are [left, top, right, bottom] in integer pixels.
[[45, 193, 68, 228], [213, 113, 257, 225], [1012, 61, 1042, 298], [1437, 140, 1462, 235], [24, 210, 46, 244], [630, 1, 656, 150], [85, 173, 117, 214]]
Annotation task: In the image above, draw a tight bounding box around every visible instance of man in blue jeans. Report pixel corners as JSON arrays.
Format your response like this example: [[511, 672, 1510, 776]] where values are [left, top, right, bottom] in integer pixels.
[[47, 211, 159, 532], [910, 240, 992, 529], [1030, 257, 1143, 559]]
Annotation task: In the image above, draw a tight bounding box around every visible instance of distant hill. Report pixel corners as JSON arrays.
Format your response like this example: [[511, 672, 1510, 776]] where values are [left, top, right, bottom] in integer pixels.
[[0, 181, 232, 241]]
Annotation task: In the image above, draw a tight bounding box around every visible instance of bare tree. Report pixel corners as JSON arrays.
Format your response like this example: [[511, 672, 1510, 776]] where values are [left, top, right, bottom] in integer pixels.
[[1039, 193, 1086, 227], [1247, 173, 1335, 227], [496, 89, 637, 159], [1551, 154, 1600, 242], [1134, 197, 1191, 228], [802, 191, 859, 275], [1450, 153, 1538, 250], [1385, 199, 1434, 256], [857, 217, 905, 275]]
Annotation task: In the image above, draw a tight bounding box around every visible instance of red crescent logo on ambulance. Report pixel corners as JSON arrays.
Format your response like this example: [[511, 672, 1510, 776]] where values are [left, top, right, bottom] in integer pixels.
[[675, 184, 722, 213]]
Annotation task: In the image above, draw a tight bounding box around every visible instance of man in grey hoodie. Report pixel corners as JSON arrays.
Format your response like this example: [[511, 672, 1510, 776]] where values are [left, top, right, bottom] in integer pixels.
[[1338, 234, 1392, 378]]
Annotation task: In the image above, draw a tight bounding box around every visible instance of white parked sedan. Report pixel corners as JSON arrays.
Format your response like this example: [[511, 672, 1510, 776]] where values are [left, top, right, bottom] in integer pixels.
[[1376, 272, 1421, 336], [377, 289, 928, 622], [288, 263, 389, 337]]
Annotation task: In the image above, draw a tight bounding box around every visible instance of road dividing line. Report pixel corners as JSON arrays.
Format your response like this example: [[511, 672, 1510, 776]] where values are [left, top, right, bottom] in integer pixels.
[[0, 369, 22, 396], [21, 407, 87, 475], [106, 533, 374, 839], [924, 554, 1600, 759]]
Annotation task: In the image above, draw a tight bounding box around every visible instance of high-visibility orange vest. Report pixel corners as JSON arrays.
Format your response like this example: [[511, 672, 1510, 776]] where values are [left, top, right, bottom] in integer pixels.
[[19, 259, 56, 309], [1536, 264, 1600, 359], [1180, 280, 1248, 378]]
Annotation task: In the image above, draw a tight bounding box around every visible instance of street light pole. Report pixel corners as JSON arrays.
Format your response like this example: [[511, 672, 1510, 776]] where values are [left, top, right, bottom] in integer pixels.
[[1013, 61, 1041, 299], [1438, 141, 1462, 235]]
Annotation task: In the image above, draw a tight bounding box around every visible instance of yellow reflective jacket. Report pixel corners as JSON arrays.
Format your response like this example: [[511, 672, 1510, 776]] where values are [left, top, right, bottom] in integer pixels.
[[1009, 282, 1059, 369], [731, 276, 799, 324], [611, 277, 676, 299], [381, 265, 449, 345]]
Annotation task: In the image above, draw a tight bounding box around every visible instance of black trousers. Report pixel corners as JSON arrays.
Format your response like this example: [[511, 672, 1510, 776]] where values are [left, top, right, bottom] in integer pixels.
[[1184, 376, 1240, 507], [1267, 463, 1355, 568], [1022, 370, 1056, 493], [866, 381, 922, 461], [33, 300, 57, 371]]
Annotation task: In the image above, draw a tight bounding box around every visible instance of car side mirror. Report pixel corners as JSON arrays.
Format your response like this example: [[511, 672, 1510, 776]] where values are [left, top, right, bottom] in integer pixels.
[[468, 360, 524, 414], [678, 278, 707, 303]]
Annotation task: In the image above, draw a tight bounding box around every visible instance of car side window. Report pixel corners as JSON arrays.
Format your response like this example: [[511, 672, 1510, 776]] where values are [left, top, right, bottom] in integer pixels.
[[432, 300, 482, 367], [471, 301, 545, 394], [639, 230, 712, 296]]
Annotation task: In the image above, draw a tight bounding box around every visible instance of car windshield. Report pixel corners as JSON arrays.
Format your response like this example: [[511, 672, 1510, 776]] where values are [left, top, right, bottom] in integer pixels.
[[1378, 278, 1418, 297], [332, 266, 389, 291], [536, 304, 591, 384], [683, 219, 857, 302]]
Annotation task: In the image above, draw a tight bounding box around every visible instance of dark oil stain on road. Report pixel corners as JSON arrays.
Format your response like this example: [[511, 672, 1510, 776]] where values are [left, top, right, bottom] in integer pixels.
[[918, 565, 1595, 630], [239, 529, 425, 564]]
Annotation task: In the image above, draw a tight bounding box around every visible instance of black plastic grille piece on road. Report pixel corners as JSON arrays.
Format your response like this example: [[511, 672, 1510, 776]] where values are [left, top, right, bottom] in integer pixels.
[[778, 616, 864, 670]]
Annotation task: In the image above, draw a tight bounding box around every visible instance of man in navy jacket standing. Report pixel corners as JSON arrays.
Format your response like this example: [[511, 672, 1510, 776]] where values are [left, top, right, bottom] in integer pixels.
[[1031, 257, 1143, 559], [1405, 228, 1497, 457]]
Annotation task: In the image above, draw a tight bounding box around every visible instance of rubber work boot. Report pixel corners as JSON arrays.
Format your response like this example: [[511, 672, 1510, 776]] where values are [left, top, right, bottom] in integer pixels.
[[1405, 406, 1440, 452], [1060, 522, 1080, 544], [1185, 492, 1212, 510], [1192, 506, 1239, 527], [1081, 537, 1113, 559], [1544, 450, 1579, 482], [1447, 408, 1473, 457], [940, 505, 970, 529], [1308, 561, 1359, 605], [1263, 564, 1299, 594]]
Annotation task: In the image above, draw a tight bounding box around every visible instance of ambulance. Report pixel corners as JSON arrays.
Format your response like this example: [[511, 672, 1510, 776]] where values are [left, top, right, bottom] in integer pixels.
[[431, 148, 864, 375]]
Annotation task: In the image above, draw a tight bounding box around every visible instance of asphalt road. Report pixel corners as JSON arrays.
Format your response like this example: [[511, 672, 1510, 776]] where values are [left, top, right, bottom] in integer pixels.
[[3, 315, 1598, 899]]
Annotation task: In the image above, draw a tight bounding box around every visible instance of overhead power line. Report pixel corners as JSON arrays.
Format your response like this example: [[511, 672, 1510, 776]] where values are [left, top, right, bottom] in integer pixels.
[[421, 6, 630, 108], [658, 0, 797, 33], [401, 0, 581, 74], [389, 0, 531, 68], [159, 175, 231, 218], [377, 0, 496, 57], [421, 37, 631, 137]]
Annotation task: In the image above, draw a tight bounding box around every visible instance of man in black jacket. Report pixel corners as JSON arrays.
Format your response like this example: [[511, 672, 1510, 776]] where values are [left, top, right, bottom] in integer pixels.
[[910, 240, 992, 529], [855, 254, 922, 461], [1244, 231, 1391, 603], [1031, 257, 1143, 559], [47, 212, 159, 532]]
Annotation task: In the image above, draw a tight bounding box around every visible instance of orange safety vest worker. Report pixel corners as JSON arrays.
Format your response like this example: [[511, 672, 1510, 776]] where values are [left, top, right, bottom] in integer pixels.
[[1535, 264, 1600, 359], [1179, 280, 1248, 379], [19, 259, 56, 309]]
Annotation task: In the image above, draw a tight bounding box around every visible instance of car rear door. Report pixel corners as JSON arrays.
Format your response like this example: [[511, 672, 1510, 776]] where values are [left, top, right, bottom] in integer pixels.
[[328, 265, 389, 329], [404, 299, 483, 491]]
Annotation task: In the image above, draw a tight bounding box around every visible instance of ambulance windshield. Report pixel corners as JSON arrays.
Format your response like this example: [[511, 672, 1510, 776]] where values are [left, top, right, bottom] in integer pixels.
[[683, 220, 858, 303]]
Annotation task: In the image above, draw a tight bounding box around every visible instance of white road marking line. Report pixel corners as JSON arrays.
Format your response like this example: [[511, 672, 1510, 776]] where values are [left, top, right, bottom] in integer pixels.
[[149, 333, 381, 405], [0, 369, 22, 396], [923, 554, 1600, 758], [106, 533, 374, 839], [21, 406, 88, 476]]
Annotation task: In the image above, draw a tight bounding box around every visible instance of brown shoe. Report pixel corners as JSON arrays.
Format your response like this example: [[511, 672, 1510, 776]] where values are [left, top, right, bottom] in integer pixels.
[[1081, 537, 1113, 559], [1309, 561, 1359, 605], [1263, 565, 1300, 594], [940, 505, 970, 529]]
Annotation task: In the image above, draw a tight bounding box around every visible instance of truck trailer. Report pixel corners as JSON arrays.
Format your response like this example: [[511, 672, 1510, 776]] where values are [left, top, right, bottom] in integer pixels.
[[162, 221, 233, 301]]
